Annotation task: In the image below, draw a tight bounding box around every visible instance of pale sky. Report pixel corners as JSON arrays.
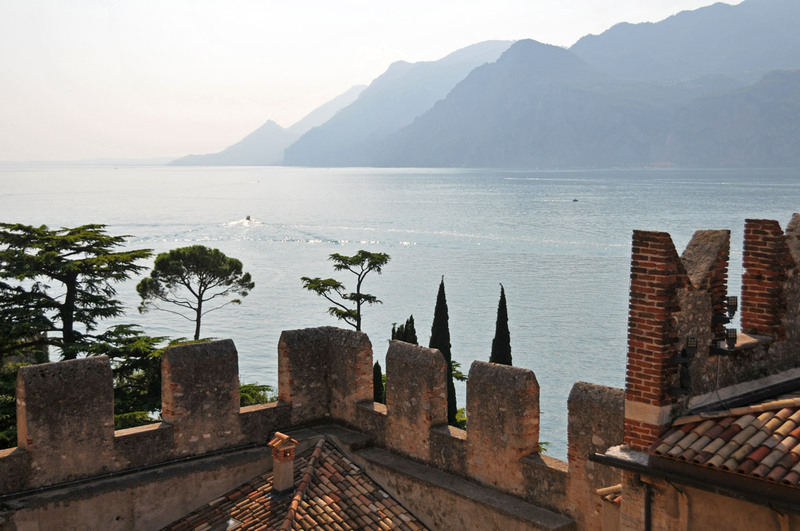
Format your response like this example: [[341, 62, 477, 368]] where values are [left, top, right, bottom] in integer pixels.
[[0, 0, 742, 162]]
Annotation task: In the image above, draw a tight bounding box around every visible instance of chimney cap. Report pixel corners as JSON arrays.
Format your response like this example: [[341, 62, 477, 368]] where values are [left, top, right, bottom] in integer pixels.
[[268, 432, 298, 451]]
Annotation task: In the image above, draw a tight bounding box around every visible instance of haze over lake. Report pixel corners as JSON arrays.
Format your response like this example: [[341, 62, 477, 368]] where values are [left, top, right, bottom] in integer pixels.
[[2, 164, 799, 458]]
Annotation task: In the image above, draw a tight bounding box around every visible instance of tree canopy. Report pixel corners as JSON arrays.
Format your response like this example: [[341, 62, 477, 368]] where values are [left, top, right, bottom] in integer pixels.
[[0, 223, 151, 359], [137, 245, 254, 341], [301, 250, 390, 331], [391, 314, 418, 344], [489, 284, 512, 365]]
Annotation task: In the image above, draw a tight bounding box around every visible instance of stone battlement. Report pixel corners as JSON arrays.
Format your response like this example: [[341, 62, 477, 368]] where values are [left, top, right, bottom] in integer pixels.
[[0, 327, 621, 528], [3, 215, 800, 530]]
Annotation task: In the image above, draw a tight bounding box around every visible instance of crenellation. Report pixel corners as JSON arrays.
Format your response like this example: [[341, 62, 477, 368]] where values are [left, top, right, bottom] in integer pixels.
[[278, 326, 373, 427], [16, 356, 117, 485], [239, 401, 291, 445], [4, 216, 800, 528], [385, 340, 447, 462], [429, 424, 467, 475], [566, 382, 624, 530], [466, 360, 540, 496], [356, 400, 388, 447], [161, 340, 242, 454]]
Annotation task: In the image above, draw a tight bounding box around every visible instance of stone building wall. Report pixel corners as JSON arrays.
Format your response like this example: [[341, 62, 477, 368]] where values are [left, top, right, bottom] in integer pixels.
[[4, 216, 800, 529]]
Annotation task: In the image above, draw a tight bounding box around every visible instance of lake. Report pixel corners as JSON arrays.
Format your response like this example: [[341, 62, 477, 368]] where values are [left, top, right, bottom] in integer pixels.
[[2, 164, 799, 459]]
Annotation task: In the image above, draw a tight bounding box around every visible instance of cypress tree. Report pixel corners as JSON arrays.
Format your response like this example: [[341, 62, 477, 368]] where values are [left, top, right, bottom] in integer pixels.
[[489, 284, 512, 365], [373, 361, 385, 404], [391, 315, 418, 345], [429, 277, 457, 426]]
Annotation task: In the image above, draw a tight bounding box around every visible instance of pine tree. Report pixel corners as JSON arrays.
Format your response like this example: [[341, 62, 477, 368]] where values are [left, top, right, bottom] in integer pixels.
[[373, 361, 385, 404], [489, 284, 512, 365], [0, 223, 152, 359], [301, 250, 390, 331], [391, 315, 418, 345], [429, 277, 457, 426], [137, 245, 254, 341]]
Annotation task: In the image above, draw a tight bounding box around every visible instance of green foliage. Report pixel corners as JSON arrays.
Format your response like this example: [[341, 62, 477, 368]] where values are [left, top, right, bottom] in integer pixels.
[[538, 441, 550, 454], [391, 314, 418, 345], [489, 284, 512, 365], [429, 277, 458, 426], [373, 361, 385, 404], [239, 383, 277, 407], [455, 407, 467, 429], [451, 360, 467, 382], [0, 223, 151, 359], [137, 245, 254, 341], [89, 325, 167, 420], [301, 250, 390, 331], [0, 359, 21, 448], [114, 411, 154, 430]]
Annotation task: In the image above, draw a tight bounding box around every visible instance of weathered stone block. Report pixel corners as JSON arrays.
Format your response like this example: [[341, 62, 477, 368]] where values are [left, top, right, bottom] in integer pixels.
[[278, 327, 372, 426], [466, 360, 539, 496], [430, 425, 467, 475], [162, 339, 241, 453], [566, 382, 624, 530], [386, 341, 447, 461], [16, 356, 115, 485]]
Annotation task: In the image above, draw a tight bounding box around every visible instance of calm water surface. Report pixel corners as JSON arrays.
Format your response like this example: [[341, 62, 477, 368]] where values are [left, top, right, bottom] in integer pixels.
[[2, 164, 799, 458]]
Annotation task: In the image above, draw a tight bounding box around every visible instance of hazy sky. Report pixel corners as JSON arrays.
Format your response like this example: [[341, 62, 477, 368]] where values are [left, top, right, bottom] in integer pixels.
[[0, 0, 742, 161]]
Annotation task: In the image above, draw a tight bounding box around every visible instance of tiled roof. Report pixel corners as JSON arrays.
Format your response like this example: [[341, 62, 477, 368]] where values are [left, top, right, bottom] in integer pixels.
[[651, 394, 800, 487], [163, 438, 428, 530]]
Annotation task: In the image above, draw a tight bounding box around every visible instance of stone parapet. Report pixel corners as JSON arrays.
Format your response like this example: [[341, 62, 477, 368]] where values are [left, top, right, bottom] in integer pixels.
[[16, 356, 116, 486], [1, 340, 289, 495], [385, 340, 447, 462], [278, 326, 373, 426], [162, 340, 242, 453], [566, 382, 625, 530], [466, 361, 540, 496]]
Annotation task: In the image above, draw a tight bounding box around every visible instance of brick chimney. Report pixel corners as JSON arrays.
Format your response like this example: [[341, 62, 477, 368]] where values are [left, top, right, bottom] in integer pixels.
[[268, 432, 298, 494]]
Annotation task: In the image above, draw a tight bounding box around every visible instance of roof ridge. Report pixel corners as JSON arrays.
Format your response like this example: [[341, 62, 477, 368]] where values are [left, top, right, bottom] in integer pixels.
[[674, 397, 800, 426], [279, 438, 325, 531]]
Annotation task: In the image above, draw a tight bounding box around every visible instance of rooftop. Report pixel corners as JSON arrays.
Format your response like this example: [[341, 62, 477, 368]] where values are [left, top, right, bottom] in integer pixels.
[[651, 392, 800, 487], [164, 435, 428, 530]]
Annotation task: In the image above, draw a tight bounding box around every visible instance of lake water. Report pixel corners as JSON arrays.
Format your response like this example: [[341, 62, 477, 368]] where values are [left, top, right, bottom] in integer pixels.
[[2, 164, 799, 459]]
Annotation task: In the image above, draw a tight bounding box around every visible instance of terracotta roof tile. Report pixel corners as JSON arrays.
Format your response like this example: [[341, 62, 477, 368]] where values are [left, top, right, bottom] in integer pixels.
[[163, 439, 428, 530], [652, 394, 800, 488]]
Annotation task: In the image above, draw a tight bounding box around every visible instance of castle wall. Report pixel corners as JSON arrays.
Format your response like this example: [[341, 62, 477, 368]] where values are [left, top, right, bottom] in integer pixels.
[[1, 340, 290, 496], [16, 356, 116, 487], [618, 472, 800, 531], [278, 326, 373, 427], [2, 447, 271, 531], [565, 382, 624, 530], [4, 216, 800, 529], [466, 360, 540, 497], [162, 339, 242, 454], [385, 340, 447, 462]]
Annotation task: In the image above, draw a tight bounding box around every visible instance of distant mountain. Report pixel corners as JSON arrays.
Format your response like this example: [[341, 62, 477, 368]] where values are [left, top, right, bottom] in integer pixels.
[[374, 40, 684, 168], [286, 84, 367, 137], [174, 0, 800, 169], [283, 40, 513, 167], [663, 69, 800, 167], [371, 0, 799, 168], [171, 120, 295, 166], [570, 0, 800, 83], [170, 85, 365, 166]]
